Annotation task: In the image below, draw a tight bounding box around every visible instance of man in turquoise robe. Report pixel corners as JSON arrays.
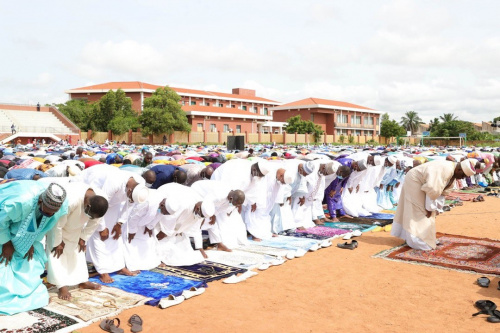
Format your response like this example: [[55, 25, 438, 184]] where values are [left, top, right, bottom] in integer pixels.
[[0, 181, 68, 315]]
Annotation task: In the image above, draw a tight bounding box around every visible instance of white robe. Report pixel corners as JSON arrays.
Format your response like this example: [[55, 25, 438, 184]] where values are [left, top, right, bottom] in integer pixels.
[[46, 182, 105, 287], [81, 164, 145, 274]]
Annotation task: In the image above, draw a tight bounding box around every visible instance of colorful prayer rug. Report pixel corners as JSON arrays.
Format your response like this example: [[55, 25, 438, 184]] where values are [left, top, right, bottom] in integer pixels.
[[295, 226, 350, 238], [324, 222, 372, 232], [253, 235, 320, 252], [151, 261, 247, 282], [374, 233, 500, 275], [278, 229, 331, 240], [0, 308, 78, 333], [445, 192, 480, 201], [45, 285, 147, 322], [89, 270, 204, 305]]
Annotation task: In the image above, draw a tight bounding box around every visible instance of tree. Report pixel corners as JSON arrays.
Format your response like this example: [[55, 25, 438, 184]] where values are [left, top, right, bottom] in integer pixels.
[[400, 111, 423, 135], [381, 113, 390, 122], [54, 99, 96, 131], [284, 115, 324, 142], [493, 116, 500, 123], [428, 118, 440, 133], [139, 86, 191, 136], [381, 119, 406, 138], [440, 113, 458, 123], [431, 120, 484, 140]]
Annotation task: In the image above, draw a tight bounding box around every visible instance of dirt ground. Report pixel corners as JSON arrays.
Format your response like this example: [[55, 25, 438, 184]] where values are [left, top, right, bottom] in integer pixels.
[[79, 197, 500, 333]]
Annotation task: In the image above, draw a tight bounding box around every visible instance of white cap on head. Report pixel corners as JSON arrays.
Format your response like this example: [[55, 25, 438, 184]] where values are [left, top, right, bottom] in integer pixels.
[[284, 169, 294, 184], [132, 185, 149, 204], [257, 160, 271, 176], [67, 165, 81, 176], [165, 198, 180, 215], [374, 156, 382, 166], [201, 200, 215, 218], [388, 156, 398, 165], [460, 159, 476, 177]]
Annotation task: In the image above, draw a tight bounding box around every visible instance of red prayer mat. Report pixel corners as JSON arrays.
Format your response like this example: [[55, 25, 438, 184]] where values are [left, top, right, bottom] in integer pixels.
[[375, 233, 500, 275]]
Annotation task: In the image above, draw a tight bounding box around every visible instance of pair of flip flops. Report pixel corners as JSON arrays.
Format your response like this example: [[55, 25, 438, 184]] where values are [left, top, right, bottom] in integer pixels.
[[476, 277, 500, 289], [223, 270, 258, 283], [100, 315, 143, 333], [343, 230, 362, 240], [472, 195, 485, 202], [473, 300, 500, 323], [337, 240, 358, 250]]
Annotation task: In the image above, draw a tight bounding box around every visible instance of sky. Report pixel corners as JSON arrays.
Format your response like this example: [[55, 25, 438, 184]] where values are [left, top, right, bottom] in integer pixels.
[[1, 0, 499, 123]]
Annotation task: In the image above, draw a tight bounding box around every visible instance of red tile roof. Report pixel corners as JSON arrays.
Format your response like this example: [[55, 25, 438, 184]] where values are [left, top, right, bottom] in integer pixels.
[[277, 97, 374, 110], [68, 81, 279, 104], [182, 105, 269, 118]]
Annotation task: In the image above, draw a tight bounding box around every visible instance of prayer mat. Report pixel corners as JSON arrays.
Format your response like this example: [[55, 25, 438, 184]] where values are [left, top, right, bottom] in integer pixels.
[[45, 285, 147, 322], [0, 308, 79, 333], [374, 233, 500, 275], [205, 250, 277, 269], [295, 226, 350, 238], [89, 270, 204, 306], [324, 222, 372, 232], [151, 261, 246, 282], [237, 243, 292, 258], [253, 235, 320, 252], [445, 192, 480, 201], [278, 229, 331, 240]]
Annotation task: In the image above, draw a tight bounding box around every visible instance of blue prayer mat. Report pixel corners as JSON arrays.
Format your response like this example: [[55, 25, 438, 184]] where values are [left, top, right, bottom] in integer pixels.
[[324, 222, 372, 231], [89, 270, 205, 306]]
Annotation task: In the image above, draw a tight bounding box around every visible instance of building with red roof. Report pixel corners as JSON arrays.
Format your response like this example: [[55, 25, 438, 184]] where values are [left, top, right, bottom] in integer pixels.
[[271, 97, 381, 136], [65, 82, 279, 134]]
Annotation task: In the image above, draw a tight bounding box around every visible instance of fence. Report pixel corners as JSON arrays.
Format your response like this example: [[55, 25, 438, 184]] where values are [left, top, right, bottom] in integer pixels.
[[80, 130, 434, 146]]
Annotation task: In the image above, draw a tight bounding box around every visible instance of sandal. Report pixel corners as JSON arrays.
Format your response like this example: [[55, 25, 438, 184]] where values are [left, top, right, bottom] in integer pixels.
[[487, 310, 500, 323], [477, 277, 490, 288], [128, 314, 143, 333], [472, 300, 497, 317], [99, 318, 124, 333]]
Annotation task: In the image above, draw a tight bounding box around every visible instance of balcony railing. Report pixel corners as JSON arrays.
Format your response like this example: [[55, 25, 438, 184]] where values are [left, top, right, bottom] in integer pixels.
[[334, 122, 376, 129], [0, 126, 73, 134]]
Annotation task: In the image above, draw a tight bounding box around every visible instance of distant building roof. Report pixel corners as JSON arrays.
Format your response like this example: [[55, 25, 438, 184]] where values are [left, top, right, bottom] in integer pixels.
[[66, 81, 280, 104], [271, 97, 378, 113], [182, 105, 271, 120]]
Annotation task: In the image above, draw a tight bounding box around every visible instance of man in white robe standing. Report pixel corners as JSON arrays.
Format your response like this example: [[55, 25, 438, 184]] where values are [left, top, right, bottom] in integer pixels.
[[46, 182, 109, 300], [80, 164, 149, 283], [391, 159, 475, 250], [191, 180, 246, 251]]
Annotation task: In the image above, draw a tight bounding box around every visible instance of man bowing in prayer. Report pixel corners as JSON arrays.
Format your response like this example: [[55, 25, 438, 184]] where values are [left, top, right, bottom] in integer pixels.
[[46, 182, 109, 300], [391, 159, 476, 250], [0, 181, 68, 315]]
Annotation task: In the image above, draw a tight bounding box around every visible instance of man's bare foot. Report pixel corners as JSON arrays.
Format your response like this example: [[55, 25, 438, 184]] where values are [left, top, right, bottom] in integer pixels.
[[296, 227, 306, 230], [117, 268, 139, 276], [58, 286, 72, 300], [99, 273, 114, 283], [342, 214, 353, 219], [251, 236, 262, 241], [200, 249, 208, 259], [331, 218, 340, 222], [313, 219, 324, 225], [272, 233, 278, 237], [158, 263, 167, 268], [216, 243, 232, 252], [79, 281, 101, 290]]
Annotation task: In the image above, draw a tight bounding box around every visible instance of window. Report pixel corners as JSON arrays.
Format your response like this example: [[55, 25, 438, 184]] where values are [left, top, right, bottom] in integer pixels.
[[352, 116, 361, 125], [210, 124, 216, 132], [236, 125, 241, 133], [197, 123, 203, 132], [264, 108, 268, 115], [190, 101, 196, 106], [231, 105, 235, 108], [253, 107, 258, 113], [218, 104, 223, 107], [311, 114, 315, 122], [336, 129, 348, 135], [205, 102, 210, 106], [355, 130, 362, 136], [223, 124, 230, 132], [242, 106, 247, 111], [364, 116, 374, 125], [376, 118, 380, 125], [181, 101, 185, 106], [337, 114, 348, 123]]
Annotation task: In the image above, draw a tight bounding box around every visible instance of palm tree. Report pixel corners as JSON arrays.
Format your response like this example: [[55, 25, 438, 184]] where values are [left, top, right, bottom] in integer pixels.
[[429, 117, 440, 132], [440, 113, 458, 122], [400, 111, 423, 135]]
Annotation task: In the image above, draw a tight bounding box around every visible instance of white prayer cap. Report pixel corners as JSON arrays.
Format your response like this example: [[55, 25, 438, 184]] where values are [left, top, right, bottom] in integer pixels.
[[356, 159, 367, 171], [257, 160, 271, 176], [165, 198, 180, 215], [302, 161, 314, 174], [201, 200, 215, 218], [460, 159, 476, 177], [284, 169, 294, 184], [67, 165, 80, 176], [132, 185, 149, 204], [388, 155, 398, 164], [374, 156, 382, 166]]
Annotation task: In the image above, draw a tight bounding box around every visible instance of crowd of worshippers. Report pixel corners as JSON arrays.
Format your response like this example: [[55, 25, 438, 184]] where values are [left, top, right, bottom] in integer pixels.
[[0, 143, 499, 316]]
